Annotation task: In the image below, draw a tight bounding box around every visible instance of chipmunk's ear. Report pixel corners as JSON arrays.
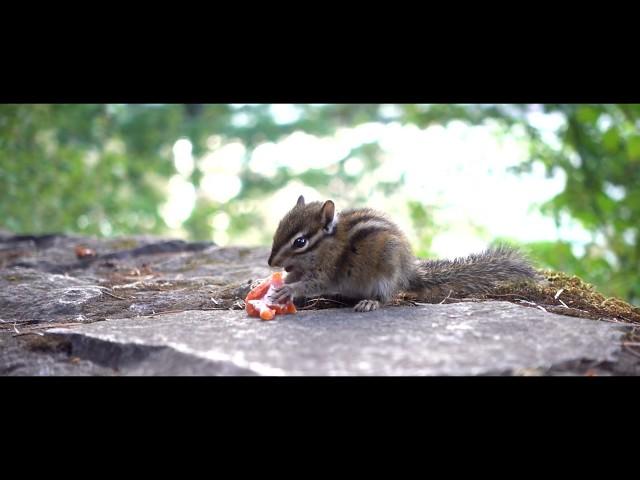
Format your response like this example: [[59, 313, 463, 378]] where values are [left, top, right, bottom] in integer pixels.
[[321, 200, 335, 229], [296, 195, 305, 207]]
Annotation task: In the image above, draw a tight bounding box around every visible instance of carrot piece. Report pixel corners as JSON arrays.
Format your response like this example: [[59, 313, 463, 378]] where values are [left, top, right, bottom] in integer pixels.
[[245, 278, 271, 301], [245, 272, 297, 320], [260, 308, 275, 321]]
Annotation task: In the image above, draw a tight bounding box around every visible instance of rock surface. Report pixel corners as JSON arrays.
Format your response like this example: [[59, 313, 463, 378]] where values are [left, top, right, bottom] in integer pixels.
[[0, 232, 636, 376], [1, 232, 268, 325], [45, 302, 626, 376]]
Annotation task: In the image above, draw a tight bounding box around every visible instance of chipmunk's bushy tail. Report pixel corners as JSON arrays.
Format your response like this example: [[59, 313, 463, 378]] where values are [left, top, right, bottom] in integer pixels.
[[408, 245, 540, 299]]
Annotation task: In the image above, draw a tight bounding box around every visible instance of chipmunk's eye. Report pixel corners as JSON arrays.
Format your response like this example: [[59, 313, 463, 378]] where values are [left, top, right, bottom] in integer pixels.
[[292, 236, 308, 249]]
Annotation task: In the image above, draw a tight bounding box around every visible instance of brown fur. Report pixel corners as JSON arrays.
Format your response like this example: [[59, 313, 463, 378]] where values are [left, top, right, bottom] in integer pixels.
[[269, 197, 539, 311]]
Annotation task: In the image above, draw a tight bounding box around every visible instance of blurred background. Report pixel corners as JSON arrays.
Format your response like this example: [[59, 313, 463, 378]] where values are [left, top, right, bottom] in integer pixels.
[[1, 104, 638, 304]]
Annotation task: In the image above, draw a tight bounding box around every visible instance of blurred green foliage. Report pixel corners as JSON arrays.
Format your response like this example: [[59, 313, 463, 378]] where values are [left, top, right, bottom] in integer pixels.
[[0, 104, 638, 303], [513, 104, 640, 304]]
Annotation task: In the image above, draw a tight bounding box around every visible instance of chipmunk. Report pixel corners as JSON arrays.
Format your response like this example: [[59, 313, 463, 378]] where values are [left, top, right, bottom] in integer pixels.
[[268, 196, 539, 312]]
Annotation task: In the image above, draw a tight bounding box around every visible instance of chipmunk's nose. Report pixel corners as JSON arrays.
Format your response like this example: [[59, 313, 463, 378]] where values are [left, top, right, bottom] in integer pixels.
[[268, 252, 274, 267]]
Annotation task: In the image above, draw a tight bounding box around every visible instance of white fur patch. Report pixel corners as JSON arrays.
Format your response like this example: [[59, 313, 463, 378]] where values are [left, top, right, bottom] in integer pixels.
[[325, 211, 340, 234], [348, 219, 389, 238]]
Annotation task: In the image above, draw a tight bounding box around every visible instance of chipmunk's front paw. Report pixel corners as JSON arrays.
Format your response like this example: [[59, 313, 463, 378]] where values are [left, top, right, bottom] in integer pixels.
[[272, 284, 295, 304], [354, 299, 380, 312]]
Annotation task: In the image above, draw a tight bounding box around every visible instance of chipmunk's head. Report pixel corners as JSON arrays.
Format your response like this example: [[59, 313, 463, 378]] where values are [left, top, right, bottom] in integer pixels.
[[268, 195, 338, 274]]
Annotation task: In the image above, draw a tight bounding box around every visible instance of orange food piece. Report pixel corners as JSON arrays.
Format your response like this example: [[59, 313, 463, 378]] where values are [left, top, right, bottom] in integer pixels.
[[245, 272, 297, 321], [74, 245, 96, 259], [260, 309, 275, 321]]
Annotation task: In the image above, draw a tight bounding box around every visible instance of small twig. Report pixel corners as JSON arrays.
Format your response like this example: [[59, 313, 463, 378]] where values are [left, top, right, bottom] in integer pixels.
[[69, 284, 132, 300], [554, 288, 565, 300], [516, 299, 538, 307], [111, 281, 145, 290], [145, 306, 240, 317], [516, 299, 548, 313], [489, 294, 533, 303], [397, 299, 418, 306], [439, 290, 453, 304], [618, 316, 639, 325], [597, 317, 633, 324], [0, 320, 41, 329], [549, 305, 596, 318], [12, 331, 45, 338], [147, 309, 189, 317], [300, 297, 350, 310], [623, 345, 640, 359], [311, 297, 349, 306], [11, 322, 87, 334], [100, 289, 129, 300]]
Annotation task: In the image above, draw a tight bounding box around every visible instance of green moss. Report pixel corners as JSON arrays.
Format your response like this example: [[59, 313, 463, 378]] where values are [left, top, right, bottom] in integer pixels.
[[486, 270, 640, 324]]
